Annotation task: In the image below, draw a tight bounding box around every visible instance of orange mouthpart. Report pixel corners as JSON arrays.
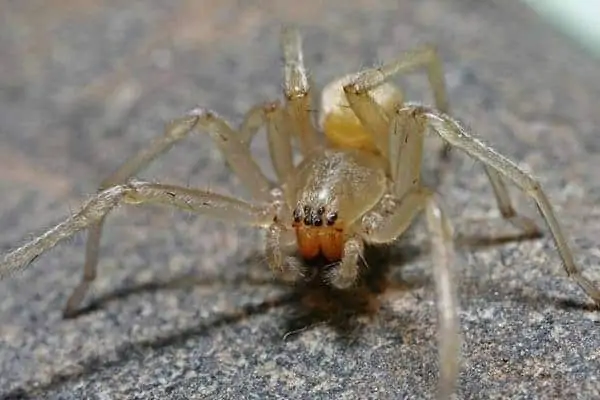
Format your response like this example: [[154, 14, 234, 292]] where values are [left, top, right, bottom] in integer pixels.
[[294, 225, 344, 262]]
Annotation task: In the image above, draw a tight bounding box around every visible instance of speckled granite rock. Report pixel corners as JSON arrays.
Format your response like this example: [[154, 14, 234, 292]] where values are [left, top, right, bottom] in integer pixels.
[[1, 1, 599, 399]]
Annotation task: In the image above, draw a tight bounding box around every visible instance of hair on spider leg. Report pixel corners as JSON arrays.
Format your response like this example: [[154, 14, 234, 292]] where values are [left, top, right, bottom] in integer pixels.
[[281, 320, 330, 341]]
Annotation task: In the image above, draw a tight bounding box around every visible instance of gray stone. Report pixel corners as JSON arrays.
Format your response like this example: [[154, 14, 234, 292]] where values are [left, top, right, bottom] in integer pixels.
[[1, 1, 599, 399]]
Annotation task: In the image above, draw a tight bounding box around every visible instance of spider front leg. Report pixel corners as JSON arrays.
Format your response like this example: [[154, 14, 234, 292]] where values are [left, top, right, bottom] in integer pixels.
[[238, 100, 295, 184], [326, 235, 365, 290], [343, 44, 452, 172], [265, 222, 306, 283], [483, 166, 542, 238], [281, 27, 319, 156], [29, 106, 273, 317], [361, 187, 460, 400], [0, 181, 277, 316], [404, 104, 600, 305]]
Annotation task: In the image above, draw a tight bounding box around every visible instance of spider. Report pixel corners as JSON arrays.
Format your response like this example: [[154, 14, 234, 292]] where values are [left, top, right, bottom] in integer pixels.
[[1, 27, 599, 399]]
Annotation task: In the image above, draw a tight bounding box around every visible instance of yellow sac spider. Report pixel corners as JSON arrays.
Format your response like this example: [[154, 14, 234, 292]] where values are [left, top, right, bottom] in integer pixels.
[[1, 27, 599, 400]]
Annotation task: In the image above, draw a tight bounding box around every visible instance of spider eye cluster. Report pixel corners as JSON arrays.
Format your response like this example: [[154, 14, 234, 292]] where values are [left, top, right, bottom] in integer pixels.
[[293, 205, 338, 227]]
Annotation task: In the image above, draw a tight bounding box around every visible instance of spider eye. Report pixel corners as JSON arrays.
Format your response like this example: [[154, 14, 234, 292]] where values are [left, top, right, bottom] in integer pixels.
[[326, 211, 338, 226], [314, 217, 323, 227], [317, 206, 325, 215], [293, 208, 302, 223]]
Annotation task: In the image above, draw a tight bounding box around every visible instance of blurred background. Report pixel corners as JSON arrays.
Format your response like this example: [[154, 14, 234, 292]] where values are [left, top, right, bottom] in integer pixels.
[[0, 0, 598, 213], [524, 0, 600, 58]]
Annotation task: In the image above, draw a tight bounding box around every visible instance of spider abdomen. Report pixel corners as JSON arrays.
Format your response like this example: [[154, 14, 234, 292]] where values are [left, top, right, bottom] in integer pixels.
[[320, 73, 404, 153]]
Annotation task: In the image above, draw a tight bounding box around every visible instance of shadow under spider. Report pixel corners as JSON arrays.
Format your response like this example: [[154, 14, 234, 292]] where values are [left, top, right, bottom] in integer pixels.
[[71, 240, 427, 324], [2, 243, 425, 399], [69, 223, 589, 322], [1, 290, 301, 400], [67, 242, 430, 356], [278, 243, 426, 343], [4, 231, 592, 399]]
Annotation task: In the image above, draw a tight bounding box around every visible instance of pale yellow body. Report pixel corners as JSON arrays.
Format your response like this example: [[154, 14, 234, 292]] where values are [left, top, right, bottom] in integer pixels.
[[320, 74, 404, 153]]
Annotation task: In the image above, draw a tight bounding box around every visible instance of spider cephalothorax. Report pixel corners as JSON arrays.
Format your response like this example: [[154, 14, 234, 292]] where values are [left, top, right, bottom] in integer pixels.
[[1, 27, 599, 400], [287, 148, 386, 262]]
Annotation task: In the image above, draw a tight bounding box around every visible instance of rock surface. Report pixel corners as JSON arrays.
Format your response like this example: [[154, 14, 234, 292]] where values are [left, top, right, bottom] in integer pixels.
[[1, 1, 599, 399]]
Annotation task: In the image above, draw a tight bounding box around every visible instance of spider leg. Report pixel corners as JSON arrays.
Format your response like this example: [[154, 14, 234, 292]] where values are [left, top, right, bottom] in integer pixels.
[[484, 167, 542, 238], [361, 188, 431, 244], [360, 187, 460, 399], [389, 107, 426, 198], [100, 109, 272, 200], [402, 104, 600, 305], [265, 222, 305, 283], [390, 106, 540, 238], [327, 235, 364, 289], [237, 101, 295, 185], [424, 195, 460, 400], [239, 103, 269, 147], [263, 101, 295, 185], [0, 181, 276, 317], [281, 26, 319, 155], [186, 107, 274, 200], [343, 44, 452, 171], [73, 107, 273, 317]]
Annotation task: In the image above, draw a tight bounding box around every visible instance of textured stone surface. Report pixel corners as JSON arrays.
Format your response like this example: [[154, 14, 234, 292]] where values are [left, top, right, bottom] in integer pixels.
[[1, 1, 599, 399]]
